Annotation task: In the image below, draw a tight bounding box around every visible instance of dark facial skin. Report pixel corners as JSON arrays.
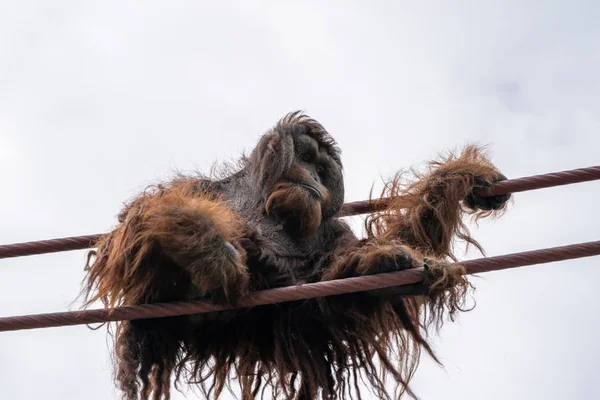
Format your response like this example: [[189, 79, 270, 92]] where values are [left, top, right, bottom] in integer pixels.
[[260, 133, 337, 239], [291, 133, 344, 219], [294, 134, 329, 194]]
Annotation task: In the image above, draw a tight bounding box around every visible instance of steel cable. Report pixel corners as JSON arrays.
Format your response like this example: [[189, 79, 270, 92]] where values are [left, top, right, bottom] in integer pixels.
[[1, 165, 598, 260], [1, 240, 598, 332]]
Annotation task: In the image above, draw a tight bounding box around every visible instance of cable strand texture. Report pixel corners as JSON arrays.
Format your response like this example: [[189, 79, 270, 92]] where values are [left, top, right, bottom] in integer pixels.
[[1, 165, 599, 260], [0, 240, 598, 332]]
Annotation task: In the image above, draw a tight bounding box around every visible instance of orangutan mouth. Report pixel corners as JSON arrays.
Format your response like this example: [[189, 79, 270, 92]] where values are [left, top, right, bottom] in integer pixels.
[[299, 183, 323, 200]]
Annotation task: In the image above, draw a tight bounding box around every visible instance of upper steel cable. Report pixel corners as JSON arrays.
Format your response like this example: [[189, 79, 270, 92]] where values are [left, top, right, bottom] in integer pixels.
[[1, 165, 599, 260]]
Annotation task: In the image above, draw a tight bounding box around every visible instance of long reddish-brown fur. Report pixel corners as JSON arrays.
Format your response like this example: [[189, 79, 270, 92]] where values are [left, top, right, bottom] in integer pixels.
[[81, 112, 510, 400]]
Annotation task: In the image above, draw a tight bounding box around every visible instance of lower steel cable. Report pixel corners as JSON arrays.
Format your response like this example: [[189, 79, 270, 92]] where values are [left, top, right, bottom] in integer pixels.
[[0, 240, 598, 332]]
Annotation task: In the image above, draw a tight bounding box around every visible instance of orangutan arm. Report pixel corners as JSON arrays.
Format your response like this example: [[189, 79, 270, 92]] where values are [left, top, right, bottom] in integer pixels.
[[368, 145, 511, 260], [321, 146, 509, 298], [83, 178, 251, 309], [320, 230, 465, 298]]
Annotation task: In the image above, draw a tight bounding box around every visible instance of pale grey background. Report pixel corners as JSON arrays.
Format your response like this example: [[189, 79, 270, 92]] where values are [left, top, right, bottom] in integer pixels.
[[1, 1, 599, 399]]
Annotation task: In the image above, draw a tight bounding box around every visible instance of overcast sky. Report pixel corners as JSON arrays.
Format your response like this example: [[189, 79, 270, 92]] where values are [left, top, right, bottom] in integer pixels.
[[1, 1, 599, 399]]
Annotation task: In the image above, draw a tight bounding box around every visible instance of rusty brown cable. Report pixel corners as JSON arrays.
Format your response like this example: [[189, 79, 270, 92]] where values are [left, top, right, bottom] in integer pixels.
[[0, 240, 598, 332], [0, 234, 103, 259], [1, 165, 599, 260], [338, 165, 600, 216]]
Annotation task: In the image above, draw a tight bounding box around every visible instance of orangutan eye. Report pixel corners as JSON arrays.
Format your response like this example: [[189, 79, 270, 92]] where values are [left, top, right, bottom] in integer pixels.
[[316, 165, 325, 175], [301, 153, 313, 162]]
